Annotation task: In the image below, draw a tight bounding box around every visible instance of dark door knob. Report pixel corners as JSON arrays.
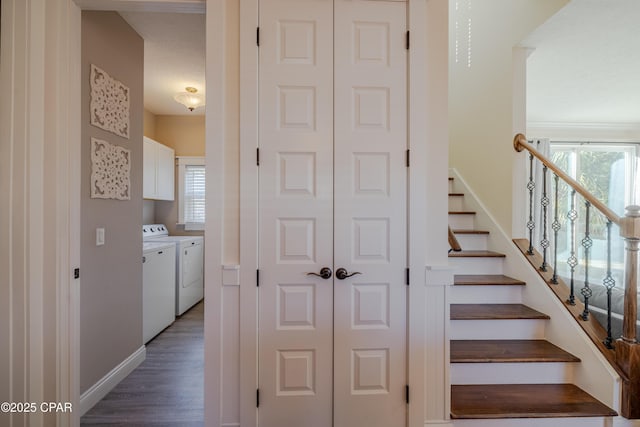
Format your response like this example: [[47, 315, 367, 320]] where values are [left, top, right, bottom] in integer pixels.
[[306, 267, 332, 280], [335, 268, 362, 280]]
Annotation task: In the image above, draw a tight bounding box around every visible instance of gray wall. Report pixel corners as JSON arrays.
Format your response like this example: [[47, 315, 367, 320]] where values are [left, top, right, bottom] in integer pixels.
[[81, 11, 144, 393]]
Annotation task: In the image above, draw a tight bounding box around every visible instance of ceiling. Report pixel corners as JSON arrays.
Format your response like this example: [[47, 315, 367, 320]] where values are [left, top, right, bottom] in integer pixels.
[[121, 1, 640, 122], [523, 0, 640, 125], [120, 11, 206, 116]]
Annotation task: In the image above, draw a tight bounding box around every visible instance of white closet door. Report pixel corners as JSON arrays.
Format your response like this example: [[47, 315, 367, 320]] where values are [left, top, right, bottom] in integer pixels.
[[258, 1, 334, 426], [333, 1, 407, 426]]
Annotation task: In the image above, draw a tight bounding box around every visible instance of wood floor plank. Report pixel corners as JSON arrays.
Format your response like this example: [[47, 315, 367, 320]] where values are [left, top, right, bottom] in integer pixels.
[[454, 274, 524, 286], [451, 384, 617, 419], [450, 304, 550, 320], [81, 302, 204, 426], [451, 340, 580, 363]]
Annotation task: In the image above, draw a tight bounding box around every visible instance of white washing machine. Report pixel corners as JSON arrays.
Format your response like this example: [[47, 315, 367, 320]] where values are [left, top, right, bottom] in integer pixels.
[[143, 241, 176, 343], [143, 224, 204, 315]]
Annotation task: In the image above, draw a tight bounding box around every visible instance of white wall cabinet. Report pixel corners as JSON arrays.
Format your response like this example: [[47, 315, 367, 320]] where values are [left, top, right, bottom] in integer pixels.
[[143, 136, 175, 200]]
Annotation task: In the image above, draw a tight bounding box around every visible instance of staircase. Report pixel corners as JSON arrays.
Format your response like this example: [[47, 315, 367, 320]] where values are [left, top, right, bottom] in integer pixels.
[[447, 177, 617, 425]]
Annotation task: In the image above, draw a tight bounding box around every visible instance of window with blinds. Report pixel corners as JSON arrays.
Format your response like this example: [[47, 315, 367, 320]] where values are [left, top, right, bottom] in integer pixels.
[[178, 157, 205, 230], [184, 165, 206, 224]]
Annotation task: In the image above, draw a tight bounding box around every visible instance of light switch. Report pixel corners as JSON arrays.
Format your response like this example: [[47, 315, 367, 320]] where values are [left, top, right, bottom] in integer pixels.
[[96, 228, 105, 246]]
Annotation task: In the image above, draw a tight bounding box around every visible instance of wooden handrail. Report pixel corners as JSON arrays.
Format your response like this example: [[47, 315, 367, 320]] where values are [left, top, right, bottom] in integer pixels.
[[448, 226, 462, 252], [513, 133, 621, 226]]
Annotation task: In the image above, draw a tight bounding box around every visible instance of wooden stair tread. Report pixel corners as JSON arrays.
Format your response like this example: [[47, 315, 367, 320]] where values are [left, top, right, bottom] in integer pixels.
[[451, 384, 617, 419], [451, 304, 550, 320], [449, 250, 505, 258], [449, 211, 476, 215], [449, 193, 465, 197], [512, 238, 624, 380], [454, 274, 524, 286], [451, 340, 580, 363], [449, 177, 454, 180], [451, 229, 489, 234]]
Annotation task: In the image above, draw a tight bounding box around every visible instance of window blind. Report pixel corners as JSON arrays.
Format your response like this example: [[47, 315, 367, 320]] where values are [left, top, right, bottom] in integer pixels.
[[184, 164, 206, 224]]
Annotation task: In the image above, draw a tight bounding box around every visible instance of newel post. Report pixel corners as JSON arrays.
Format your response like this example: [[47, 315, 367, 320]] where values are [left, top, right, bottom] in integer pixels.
[[616, 205, 640, 418]]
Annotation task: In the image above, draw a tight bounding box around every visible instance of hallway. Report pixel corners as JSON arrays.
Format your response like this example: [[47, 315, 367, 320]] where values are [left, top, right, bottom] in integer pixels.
[[81, 302, 204, 426]]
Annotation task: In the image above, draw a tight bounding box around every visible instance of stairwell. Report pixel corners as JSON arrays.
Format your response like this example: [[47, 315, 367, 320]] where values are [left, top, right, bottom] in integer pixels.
[[447, 176, 618, 426]]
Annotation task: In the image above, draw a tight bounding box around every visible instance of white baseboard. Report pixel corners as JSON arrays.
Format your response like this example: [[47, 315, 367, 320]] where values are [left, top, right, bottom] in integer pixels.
[[79, 346, 146, 416]]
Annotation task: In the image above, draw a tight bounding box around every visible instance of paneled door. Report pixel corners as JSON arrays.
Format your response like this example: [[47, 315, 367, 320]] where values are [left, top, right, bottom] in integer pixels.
[[258, 1, 407, 426]]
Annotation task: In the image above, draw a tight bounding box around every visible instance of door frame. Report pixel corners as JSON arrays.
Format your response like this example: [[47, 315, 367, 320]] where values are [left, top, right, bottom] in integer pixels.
[[238, 1, 450, 426], [2, 1, 225, 426]]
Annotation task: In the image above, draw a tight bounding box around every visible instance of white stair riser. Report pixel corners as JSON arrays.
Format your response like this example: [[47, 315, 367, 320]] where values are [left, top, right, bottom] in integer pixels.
[[452, 417, 610, 427], [449, 214, 475, 230], [449, 285, 522, 304], [449, 257, 504, 274], [448, 196, 464, 211], [451, 362, 575, 385], [450, 319, 546, 340], [453, 233, 488, 250], [449, 179, 454, 193]]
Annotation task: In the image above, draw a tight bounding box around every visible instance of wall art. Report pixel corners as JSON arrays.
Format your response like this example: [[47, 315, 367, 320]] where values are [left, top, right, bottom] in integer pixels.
[[90, 64, 130, 138], [91, 138, 131, 200]]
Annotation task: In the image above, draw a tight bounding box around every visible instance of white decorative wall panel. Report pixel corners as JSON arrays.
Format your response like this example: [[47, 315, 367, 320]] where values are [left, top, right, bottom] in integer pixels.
[[90, 138, 131, 200], [221, 286, 240, 426], [351, 349, 389, 394], [353, 87, 390, 130], [90, 64, 130, 139], [353, 21, 389, 66], [278, 152, 316, 197], [277, 284, 316, 330], [277, 218, 316, 263], [354, 153, 390, 196], [278, 20, 316, 65], [278, 86, 316, 130], [277, 350, 316, 395], [352, 283, 390, 329], [352, 218, 390, 262]]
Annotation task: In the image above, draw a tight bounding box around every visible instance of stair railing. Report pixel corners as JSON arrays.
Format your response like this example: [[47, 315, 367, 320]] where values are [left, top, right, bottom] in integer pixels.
[[514, 133, 640, 419], [448, 226, 462, 252]]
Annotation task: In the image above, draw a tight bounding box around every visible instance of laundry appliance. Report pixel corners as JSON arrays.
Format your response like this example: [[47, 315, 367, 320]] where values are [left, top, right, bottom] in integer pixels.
[[142, 241, 176, 343], [143, 224, 204, 315]]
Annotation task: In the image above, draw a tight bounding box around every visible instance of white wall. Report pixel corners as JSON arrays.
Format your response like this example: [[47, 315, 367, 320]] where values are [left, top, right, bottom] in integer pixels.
[[449, 0, 569, 235]]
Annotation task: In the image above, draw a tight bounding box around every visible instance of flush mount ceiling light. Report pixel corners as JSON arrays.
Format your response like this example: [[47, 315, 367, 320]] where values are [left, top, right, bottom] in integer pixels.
[[174, 86, 205, 112]]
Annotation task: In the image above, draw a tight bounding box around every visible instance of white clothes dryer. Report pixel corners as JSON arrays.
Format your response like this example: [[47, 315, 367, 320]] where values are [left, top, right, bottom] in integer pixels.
[[143, 224, 204, 316]]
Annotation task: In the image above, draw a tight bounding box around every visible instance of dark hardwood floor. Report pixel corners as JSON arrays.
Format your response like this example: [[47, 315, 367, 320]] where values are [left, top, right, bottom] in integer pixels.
[[81, 302, 204, 426]]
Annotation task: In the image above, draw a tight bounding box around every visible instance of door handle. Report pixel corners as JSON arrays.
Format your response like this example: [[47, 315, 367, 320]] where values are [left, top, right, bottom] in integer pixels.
[[306, 267, 333, 280], [335, 268, 361, 280]]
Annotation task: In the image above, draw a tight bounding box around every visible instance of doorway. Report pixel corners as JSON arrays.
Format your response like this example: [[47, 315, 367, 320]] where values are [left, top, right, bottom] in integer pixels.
[[257, 1, 408, 425], [77, 7, 207, 422]]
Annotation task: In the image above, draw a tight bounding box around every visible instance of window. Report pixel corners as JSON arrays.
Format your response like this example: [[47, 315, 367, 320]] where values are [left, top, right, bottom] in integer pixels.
[[551, 142, 638, 217], [178, 157, 205, 231], [550, 142, 639, 287]]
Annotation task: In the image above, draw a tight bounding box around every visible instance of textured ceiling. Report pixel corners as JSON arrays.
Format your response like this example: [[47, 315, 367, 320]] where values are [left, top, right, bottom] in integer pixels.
[[120, 11, 206, 116], [523, 0, 640, 125]]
